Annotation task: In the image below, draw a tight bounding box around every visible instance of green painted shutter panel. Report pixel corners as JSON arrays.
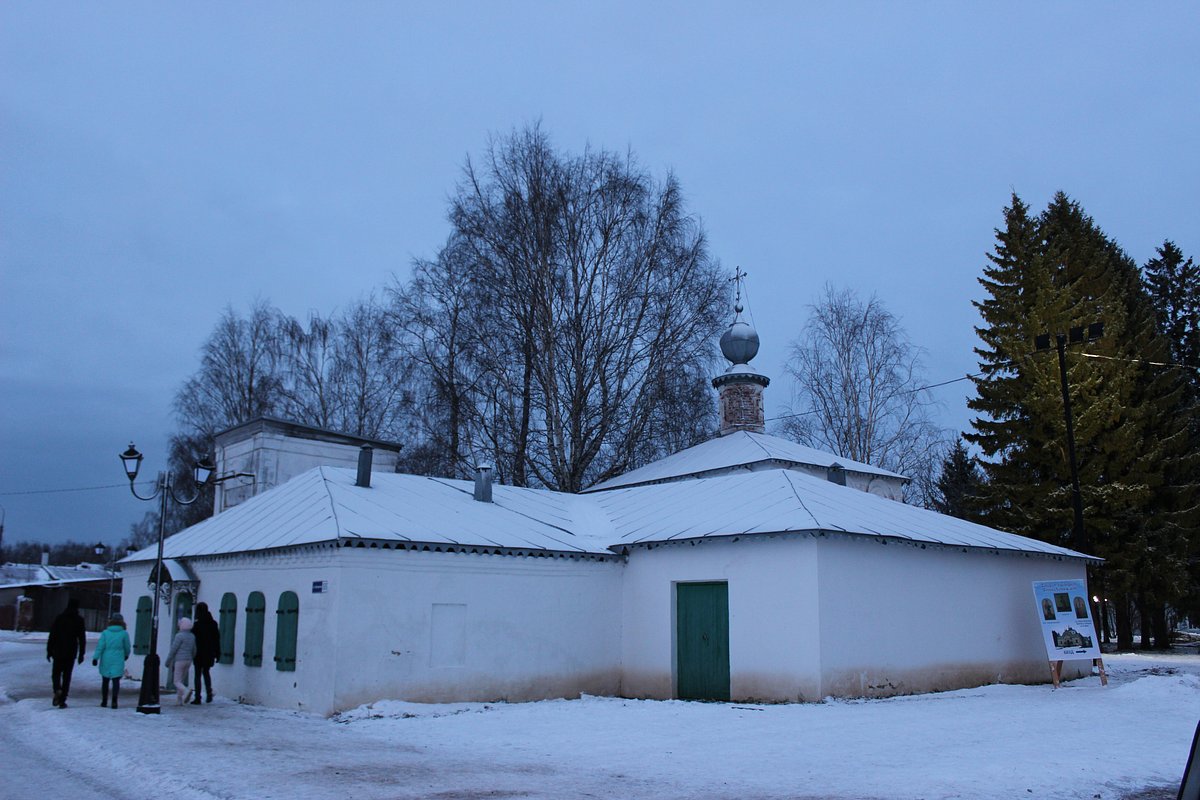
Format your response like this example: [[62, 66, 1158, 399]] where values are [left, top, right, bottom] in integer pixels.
[[133, 596, 152, 655], [244, 591, 265, 667], [218, 592, 237, 665], [274, 591, 299, 672], [676, 582, 730, 701]]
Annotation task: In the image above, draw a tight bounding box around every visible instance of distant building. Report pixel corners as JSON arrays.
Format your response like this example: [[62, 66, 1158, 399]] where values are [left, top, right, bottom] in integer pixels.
[[121, 299, 1095, 715], [0, 559, 120, 631]]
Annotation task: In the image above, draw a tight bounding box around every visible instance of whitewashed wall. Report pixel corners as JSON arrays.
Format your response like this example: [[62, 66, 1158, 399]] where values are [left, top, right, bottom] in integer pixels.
[[123, 546, 623, 716], [620, 536, 823, 702], [330, 546, 623, 712], [619, 534, 1092, 703], [121, 548, 342, 713], [815, 536, 1090, 696]]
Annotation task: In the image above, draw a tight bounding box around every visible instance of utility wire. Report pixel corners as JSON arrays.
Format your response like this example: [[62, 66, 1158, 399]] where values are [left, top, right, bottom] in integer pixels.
[[1079, 352, 1200, 371], [0, 481, 156, 497]]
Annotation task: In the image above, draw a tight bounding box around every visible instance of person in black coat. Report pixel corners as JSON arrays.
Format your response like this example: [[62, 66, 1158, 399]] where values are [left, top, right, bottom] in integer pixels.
[[47, 597, 86, 708], [191, 601, 220, 704]]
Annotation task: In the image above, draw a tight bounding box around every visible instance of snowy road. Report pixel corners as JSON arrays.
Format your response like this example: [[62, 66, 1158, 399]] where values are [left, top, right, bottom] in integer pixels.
[[1, 632, 1195, 799]]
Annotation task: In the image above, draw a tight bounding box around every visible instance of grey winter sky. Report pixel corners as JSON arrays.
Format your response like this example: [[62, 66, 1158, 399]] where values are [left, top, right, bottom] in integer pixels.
[[1, 3, 1197, 547]]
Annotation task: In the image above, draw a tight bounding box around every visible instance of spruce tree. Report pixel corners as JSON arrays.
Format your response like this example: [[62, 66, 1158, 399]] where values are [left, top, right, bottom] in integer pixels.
[[969, 193, 1194, 649], [1141, 241, 1200, 635], [1143, 241, 1200, 396], [931, 437, 985, 521]]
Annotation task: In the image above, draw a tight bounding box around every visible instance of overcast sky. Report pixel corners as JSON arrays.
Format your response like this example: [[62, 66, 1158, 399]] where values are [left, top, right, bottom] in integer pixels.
[[2, 3, 1197, 548]]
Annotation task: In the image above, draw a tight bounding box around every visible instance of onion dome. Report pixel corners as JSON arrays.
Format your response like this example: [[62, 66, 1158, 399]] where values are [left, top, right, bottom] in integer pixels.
[[720, 303, 760, 366]]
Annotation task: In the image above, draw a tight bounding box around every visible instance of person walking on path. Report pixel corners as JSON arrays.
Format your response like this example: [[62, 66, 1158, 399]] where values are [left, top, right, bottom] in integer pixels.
[[92, 613, 131, 708], [46, 598, 86, 708], [191, 602, 219, 704], [165, 617, 197, 706]]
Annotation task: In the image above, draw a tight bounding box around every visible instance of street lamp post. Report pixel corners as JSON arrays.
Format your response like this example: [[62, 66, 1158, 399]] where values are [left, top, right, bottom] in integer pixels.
[[119, 443, 214, 715], [93, 542, 117, 620], [1035, 321, 1106, 639]]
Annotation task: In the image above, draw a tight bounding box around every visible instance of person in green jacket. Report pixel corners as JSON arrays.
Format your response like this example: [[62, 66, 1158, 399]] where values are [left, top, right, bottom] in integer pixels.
[[92, 613, 131, 709]]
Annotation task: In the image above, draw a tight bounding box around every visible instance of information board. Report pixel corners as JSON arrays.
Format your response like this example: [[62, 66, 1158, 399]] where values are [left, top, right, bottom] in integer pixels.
[[1032, 579, 1101, 660]]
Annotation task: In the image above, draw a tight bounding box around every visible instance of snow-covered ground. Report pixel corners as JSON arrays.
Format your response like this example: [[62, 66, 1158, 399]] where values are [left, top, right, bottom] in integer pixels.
[[1, 631, 1196, 799]]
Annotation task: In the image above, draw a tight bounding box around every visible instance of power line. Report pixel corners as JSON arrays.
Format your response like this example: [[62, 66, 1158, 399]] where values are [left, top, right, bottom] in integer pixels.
[[765, 371, 986, 423], [0, 481, 156, 497], [1079, 352, 1200, 371]]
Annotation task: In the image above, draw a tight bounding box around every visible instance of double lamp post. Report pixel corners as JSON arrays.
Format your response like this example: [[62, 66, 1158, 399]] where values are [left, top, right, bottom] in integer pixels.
[[119, 444, 214, 715]]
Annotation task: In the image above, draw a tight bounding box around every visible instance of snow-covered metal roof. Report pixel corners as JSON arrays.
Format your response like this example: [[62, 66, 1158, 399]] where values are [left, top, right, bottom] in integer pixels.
[[122, 464, 1094, 564], [123, 467, 617, 561], [0, 563, 118, 587], [584, 430, 908, 493], [592, 469, 1092, 559]]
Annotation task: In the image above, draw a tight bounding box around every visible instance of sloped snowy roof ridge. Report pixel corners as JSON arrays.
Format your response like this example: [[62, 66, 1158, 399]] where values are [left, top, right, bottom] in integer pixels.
[[120, 464, 1094, 565], [584, 430, 908, 493]]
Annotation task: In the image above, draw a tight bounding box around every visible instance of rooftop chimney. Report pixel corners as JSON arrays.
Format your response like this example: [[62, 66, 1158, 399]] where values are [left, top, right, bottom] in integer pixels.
[[356, 446, 373, 488], [41, 550, 50, 566], [473, 464, 493, 503], [827, 463, 847, 486]]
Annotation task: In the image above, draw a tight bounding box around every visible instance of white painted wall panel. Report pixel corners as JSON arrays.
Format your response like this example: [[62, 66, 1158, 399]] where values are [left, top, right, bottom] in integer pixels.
[[620, 536, 823, 702], [329, 547, 623, 712], [815, 536, 1089, 696], [120, 550, 341, 714]]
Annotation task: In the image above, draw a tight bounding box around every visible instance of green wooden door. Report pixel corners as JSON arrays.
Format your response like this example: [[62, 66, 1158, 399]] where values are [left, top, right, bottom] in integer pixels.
[[676, 582, 730, 701], [174, 591, 193, 634]]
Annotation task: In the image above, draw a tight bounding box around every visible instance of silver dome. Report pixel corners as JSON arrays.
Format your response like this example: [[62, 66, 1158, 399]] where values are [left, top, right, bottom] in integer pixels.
[[720, 318, 760, 365]]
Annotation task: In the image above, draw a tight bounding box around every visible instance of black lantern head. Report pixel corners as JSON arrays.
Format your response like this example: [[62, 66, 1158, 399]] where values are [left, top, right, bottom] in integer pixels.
[[120, 443, 144, 482], [193, 458, 216, 488]]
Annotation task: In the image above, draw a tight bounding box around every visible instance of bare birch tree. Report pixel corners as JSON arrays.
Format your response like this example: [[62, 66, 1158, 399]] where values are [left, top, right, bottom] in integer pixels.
[[780, 285, 946, 501], [433, 124, 724, 491]]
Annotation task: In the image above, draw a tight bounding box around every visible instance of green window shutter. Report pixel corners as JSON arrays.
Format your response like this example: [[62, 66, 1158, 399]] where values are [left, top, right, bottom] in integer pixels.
[[274, 591, 299, 672], [218, 592, 237, 665], [133, 596, 152, 655], [244, 591, 265, 668]]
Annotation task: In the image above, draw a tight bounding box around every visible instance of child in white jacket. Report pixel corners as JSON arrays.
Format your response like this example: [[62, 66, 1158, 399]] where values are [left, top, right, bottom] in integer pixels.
[[165, 617, 197, 705]]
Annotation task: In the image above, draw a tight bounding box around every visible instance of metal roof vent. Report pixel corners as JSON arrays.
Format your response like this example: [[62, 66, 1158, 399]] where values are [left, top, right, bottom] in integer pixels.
[[474, 464, 493, 503], [827, 462, 847, 486], [356, 446, 373, 488]]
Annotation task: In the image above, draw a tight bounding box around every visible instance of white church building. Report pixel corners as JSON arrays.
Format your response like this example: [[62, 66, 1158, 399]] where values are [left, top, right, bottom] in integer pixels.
[[120, 306, 1095, 715]]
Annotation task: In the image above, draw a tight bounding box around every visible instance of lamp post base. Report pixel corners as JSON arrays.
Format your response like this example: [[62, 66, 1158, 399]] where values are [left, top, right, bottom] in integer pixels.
[[136, 653, 162, 714]]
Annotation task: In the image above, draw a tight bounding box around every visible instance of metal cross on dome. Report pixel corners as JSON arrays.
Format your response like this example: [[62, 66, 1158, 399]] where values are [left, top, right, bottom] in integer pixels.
[[731, 266, 747, 313]]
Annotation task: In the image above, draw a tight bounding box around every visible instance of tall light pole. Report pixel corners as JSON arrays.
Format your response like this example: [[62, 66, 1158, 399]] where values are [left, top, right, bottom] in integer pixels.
[[1033, 322, 1103, 553], [1035, 321, 1106, 639], [119, 443, 214, 715]]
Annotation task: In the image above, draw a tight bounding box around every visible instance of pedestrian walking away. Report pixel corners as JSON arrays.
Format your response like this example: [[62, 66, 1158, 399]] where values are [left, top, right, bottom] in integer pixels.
[[93, 612, 131, 708], [165, 617, 197, 706], [46, 597, 86, 708], [191, 601, 219, 704]]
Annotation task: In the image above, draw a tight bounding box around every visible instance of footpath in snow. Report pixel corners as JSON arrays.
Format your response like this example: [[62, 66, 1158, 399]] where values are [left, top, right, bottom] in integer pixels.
[[1, 631, 1197, 800]]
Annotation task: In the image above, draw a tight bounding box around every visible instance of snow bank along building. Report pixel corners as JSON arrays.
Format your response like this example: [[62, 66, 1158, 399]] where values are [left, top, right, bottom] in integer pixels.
[[120, 306, 1096, 715]]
